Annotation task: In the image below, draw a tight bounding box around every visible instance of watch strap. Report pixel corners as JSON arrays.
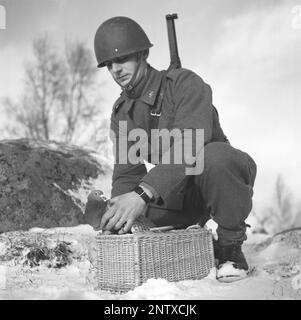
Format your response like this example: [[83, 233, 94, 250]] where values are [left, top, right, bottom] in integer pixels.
[[133, 186, 153, 204]]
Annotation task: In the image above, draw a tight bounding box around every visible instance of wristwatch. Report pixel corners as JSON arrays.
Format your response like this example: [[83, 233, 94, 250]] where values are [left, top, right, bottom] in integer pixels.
[[133, 186, 154, 204]]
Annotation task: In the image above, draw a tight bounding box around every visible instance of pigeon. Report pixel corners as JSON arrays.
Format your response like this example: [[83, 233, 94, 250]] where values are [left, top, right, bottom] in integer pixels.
[[84, 190, 108, 231], [84, 189, 156, 233]]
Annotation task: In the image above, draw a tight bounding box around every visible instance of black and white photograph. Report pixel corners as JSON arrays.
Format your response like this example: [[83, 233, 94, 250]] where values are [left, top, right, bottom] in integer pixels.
[[0, 0, 301, 301]]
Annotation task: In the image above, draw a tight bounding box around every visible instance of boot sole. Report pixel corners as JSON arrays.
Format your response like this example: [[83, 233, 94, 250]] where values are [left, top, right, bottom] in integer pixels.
[[216, 261, 249, 283], [217, 272, 248, 283]]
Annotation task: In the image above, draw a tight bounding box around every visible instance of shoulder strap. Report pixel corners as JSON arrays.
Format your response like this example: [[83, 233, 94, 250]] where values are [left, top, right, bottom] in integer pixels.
[[149, 70, 169, 130]]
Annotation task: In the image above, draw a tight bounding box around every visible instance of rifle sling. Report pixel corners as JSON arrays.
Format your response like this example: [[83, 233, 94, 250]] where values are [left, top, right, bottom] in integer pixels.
[[149, 70, 168, 130]]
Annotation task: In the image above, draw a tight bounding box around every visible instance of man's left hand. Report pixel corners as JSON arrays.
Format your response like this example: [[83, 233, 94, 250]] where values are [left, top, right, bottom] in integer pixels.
[[99, 191, 147, 234]]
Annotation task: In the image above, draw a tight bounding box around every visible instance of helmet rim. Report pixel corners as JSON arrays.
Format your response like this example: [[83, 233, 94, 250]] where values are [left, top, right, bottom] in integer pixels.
[[97, 44, 153, 68]]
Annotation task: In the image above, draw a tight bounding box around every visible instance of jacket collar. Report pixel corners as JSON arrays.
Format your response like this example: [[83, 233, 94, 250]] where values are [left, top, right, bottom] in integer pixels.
[[113, 66, 164, 114], [139, 66, 164, 106]]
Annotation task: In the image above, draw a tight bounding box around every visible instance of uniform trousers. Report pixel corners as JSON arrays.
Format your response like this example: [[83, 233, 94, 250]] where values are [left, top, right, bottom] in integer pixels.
[[146, 142, 257, 245]]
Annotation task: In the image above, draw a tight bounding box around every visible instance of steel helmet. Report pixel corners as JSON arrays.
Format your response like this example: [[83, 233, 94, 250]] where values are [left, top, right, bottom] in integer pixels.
[[94, 16, 153, 68]]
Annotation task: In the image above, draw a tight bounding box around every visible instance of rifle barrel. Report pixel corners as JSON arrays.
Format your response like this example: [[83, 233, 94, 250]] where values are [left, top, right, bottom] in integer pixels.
[[166, 13, 181, 69]]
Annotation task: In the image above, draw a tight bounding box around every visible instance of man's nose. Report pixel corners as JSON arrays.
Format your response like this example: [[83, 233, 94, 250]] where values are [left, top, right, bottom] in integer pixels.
[[111, 62, 122, 73]]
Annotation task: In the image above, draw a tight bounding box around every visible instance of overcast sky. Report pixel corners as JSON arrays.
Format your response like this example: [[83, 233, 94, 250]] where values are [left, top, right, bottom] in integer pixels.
[[0, 0, 301, 212]]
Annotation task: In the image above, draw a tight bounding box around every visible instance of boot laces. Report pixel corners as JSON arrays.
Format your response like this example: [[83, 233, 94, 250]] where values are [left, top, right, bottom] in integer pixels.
[[230, 245, 241, 262]]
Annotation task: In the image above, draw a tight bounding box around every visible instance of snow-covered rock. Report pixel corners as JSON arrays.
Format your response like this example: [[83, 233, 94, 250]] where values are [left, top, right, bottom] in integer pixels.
[[0, 139, 111, 232]]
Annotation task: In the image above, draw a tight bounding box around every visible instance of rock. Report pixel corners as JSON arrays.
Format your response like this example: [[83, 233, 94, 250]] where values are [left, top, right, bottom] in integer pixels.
[[0, 139, 109, 233]]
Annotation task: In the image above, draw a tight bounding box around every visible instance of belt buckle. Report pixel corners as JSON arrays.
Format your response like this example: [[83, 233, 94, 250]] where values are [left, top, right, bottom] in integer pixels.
[[150, 111, 161, 116]]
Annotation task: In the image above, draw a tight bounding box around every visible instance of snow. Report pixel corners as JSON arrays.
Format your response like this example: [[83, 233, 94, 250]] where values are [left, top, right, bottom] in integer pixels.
[[0, 266, 7, 290], [0, 225, 301, 300], [0, 242, 6, 256]]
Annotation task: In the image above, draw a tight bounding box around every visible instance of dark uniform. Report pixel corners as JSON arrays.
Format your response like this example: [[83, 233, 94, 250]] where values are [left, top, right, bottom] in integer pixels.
[[110, 65, 257, 245]]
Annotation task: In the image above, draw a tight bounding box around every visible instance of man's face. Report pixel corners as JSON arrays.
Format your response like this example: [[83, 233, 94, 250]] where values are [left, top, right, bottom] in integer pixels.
[[106, 53, 141, 87]]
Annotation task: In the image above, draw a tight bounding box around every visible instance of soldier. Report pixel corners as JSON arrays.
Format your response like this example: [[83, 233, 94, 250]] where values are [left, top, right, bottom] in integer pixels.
[[93, 16, 257, 282]]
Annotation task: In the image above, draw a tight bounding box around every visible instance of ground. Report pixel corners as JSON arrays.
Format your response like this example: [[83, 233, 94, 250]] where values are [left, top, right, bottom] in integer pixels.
[[0, 225, 301, 300]]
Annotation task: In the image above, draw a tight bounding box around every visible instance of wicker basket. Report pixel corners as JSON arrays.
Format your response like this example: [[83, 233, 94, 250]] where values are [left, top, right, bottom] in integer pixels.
[[97, 226, 215, 292]]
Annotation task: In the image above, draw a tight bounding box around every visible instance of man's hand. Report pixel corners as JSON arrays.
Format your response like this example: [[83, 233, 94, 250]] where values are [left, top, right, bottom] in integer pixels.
[[99, 191, 147, 234]]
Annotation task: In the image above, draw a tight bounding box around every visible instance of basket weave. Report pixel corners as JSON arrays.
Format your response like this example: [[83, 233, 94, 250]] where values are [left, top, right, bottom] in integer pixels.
[[97, 227, 215, 292]]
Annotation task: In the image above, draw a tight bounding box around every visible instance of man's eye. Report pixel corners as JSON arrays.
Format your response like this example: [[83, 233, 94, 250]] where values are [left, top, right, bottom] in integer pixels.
[[106, 54, 132, 69], [118, 56, 128, 63], [114, 56, 127, 64]]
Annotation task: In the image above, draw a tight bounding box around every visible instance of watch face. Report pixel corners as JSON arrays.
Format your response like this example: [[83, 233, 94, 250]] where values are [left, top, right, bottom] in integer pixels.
[[134, 186, 144, 195]]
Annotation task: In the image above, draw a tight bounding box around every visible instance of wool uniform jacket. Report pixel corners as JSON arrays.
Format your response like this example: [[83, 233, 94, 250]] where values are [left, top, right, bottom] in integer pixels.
[[109, 65, 228, 211]]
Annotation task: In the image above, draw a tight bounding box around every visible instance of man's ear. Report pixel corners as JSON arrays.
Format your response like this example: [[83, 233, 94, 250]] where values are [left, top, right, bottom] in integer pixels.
[[143, 49, 149, 60], [138, 49, 149, 61]]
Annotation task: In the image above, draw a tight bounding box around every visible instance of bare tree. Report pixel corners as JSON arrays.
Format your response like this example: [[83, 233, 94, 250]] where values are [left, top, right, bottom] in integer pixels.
[[2, 34, 104, 146], [59, 39, 101, 144], [259, 175, 301, 234], [4, 36, 65, 140]]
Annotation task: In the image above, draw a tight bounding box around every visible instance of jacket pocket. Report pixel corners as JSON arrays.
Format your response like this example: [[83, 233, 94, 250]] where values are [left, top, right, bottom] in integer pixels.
[[151, 189, 184, 211]]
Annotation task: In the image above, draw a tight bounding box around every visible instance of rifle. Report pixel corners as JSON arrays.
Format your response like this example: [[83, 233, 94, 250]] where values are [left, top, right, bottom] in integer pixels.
[[150, 13, 182, 118], [166, 14, 224, 136], [166, 13, 182, 70]]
